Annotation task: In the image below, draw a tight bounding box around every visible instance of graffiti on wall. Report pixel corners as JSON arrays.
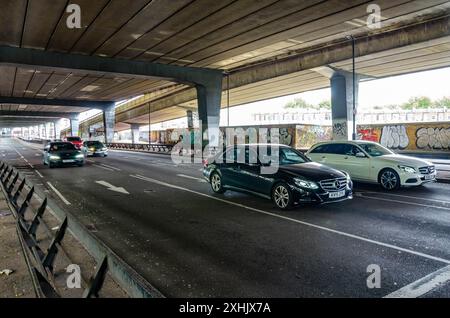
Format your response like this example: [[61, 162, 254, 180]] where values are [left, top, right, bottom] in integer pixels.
[[295, 125, 332, 149], [358, 122, 450, 152], [380, 125, 409, 150], [358, 128, 380, 142], [416, 127, 450, 150], [332, 121, 347, 140]]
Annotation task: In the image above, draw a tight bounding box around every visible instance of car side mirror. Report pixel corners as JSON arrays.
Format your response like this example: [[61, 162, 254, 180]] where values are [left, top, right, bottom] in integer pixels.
[[355, 152, 366, 158]]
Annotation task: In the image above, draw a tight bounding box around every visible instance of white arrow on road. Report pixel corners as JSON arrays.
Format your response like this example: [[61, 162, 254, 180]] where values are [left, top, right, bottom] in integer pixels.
[[95, 181, 130, 194]]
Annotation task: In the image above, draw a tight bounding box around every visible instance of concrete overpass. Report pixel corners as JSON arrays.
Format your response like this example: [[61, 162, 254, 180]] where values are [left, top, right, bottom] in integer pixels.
[[0, 0, 449, 143]]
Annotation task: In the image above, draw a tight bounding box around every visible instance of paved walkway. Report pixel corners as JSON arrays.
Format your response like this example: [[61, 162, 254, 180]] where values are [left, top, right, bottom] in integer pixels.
[[0, 189, 35, 297]]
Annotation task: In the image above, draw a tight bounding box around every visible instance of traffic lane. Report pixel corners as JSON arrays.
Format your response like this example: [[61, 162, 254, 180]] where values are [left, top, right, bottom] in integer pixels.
[[28, 143, 450, 263], [6, 140, 449, 297], [13, 140, 450, 262], [94, 151, 450, 262], [17, 161, 449, 297]]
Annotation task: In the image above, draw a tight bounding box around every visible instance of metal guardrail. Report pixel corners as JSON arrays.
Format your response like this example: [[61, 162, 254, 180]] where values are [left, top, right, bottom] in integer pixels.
[[0, 161, 164, 298], [107, 143, 174, 153]]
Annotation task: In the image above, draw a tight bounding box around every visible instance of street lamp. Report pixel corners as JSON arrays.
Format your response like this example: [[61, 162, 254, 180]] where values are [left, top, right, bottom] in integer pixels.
[[346, 35, 357, 141]]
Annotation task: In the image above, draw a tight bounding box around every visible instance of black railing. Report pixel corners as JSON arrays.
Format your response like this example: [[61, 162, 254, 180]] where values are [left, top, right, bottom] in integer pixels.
[[107, 143, 173, 153], [0, 161, 164, 298]]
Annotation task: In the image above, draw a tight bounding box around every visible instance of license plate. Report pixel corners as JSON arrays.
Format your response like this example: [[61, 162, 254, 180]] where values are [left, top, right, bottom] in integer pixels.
[[62, 159, 75, 163], [329, 190, 345, 199], [424, 174, 435, 180]]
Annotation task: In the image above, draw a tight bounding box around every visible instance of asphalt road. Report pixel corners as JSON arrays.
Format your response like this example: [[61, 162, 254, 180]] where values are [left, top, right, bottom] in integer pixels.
[[2, 137, 450, 298]]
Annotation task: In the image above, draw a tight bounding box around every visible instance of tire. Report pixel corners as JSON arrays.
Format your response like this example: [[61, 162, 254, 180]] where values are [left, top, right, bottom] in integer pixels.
[[210, 172, 226, 194], [272, 182, 293, 210], [78, 163, 84, 167], [379, 168, 400, 191]]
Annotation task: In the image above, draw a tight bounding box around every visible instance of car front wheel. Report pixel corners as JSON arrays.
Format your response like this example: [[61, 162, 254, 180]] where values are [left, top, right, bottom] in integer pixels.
[[379, 168, 400, 191], [272, 182, 293, 210], [210, 172, 225, 194]]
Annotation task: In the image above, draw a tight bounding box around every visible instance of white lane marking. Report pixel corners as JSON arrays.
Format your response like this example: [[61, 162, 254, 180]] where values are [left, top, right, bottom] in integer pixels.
[[384, 265, 450, 298], [93, 164, 114, 171], [356, 193, 450, 211], [358, 190, 450, 205], [46, 182, 71, 205], [129, 174, 450, 265], [34, 170, 44, 178], [95, 180, 129, 194], [87, 159, 95, 163], [28, 163, 34, 169], [100, 163, 121, 171], [177, 174, 206, 182]]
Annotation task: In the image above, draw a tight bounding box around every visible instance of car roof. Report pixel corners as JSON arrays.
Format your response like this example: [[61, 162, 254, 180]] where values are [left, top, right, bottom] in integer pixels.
[[226, 143, 290, 148], [310, 140, 379, 147]]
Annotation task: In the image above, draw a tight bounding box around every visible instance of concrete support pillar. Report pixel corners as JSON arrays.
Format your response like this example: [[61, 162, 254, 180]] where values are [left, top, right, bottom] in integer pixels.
[[196, 83, 222, 149], [130, 123, 140, 144], [102, 104, 115, 144], [70, 117, 79, 137], [330, 72, 360, 141], [53, 119, 62, 140], [186, 110, 194, 129]]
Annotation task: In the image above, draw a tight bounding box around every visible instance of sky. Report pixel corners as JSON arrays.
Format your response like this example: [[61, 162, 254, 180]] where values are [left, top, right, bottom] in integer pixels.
[[72, 66, 450, 130]]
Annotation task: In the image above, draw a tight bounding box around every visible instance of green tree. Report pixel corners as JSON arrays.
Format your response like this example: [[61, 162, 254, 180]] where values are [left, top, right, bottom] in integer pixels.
[[318, 100, 331, 110], [434, 96, 450, 108], [401, 96, 432, 110], [284, 98, 313, 109]]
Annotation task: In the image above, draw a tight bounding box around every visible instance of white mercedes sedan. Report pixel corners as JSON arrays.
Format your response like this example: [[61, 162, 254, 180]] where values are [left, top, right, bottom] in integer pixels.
[[305, 141, 436, 190]]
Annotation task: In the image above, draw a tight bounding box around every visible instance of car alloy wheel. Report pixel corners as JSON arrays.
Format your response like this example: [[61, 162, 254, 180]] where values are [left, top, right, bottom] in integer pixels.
[[380, 169, 400, 190], [272, 183, 293, 210], [210, 172, 225, 194]]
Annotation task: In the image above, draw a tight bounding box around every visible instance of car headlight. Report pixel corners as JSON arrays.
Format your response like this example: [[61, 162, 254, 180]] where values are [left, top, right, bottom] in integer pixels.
[[294, 178, 319, 189], [102, 147, 107, 151], [49, 155, 60, 160], [89, 148, 95, 151], [398, 165, 416, 174], [76, 154, 84, 158]]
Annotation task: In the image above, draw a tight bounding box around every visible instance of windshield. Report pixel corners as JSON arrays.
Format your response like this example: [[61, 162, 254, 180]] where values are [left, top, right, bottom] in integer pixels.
[[67, 137, 81, 142], [358, 143, 393, 157], [278, 147, 308, 165], [86, 141, 104, 147], [50, 143, 76, 151]]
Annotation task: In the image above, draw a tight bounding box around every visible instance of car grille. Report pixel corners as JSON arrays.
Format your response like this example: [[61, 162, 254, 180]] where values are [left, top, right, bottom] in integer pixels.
[[319, 177, 348, 192], [419, 166, 435, 175]]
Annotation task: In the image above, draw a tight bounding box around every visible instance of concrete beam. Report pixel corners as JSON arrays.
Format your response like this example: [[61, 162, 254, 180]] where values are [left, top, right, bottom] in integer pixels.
[[0, 96, 114, 109], [115, 15, 450, 120], [0, 110, 79, 119], [0, 46, 223, 88]]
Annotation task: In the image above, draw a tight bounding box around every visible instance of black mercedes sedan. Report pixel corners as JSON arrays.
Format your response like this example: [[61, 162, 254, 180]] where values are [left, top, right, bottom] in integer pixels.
[[203, 144, 353, 210]]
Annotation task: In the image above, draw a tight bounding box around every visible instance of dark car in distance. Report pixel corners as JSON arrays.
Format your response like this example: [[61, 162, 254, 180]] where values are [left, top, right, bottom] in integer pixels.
[[203, 144, 353, 210], [43, 142, 85, 168]]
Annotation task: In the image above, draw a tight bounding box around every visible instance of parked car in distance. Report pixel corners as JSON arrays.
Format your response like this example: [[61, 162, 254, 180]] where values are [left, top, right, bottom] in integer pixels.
[[306, 140, 436, 190], [64, 136, 83, 149], [43, 142, 85, 168], [83, 140, 108, 157], [203, 144, 353, 210]]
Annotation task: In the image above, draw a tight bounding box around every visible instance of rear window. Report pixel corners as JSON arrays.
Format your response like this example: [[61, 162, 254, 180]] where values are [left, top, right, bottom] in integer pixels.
[[50, 143, 76, 151], [67, 137, 81, 142], [85, 141, 104, 147]]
